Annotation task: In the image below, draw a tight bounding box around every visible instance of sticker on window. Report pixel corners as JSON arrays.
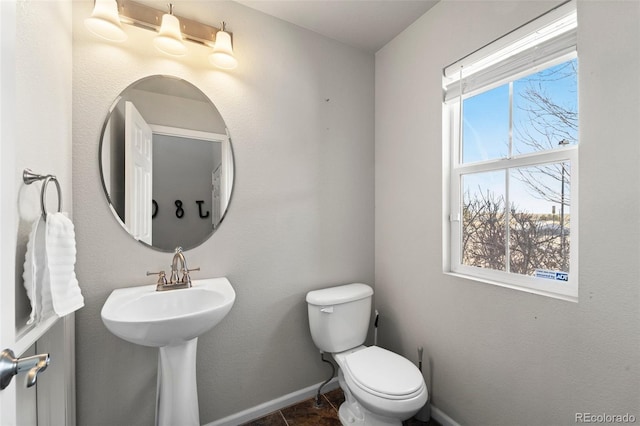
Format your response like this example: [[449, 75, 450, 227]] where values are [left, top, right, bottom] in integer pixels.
[[535, 269, 569, 281]]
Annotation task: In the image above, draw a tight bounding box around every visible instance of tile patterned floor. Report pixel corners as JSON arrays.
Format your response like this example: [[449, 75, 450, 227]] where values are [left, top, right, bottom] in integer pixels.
[[241, 388, 441, 426]]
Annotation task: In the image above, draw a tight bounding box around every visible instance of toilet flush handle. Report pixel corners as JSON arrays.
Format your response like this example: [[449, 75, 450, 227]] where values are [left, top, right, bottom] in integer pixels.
[[320, 306, 334, 313]]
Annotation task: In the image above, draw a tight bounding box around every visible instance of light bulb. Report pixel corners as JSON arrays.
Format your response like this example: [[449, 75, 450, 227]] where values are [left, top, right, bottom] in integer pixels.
[[154, 8, 186, 56], [209, 29, 237, 69], [85, 0, 127, 42]]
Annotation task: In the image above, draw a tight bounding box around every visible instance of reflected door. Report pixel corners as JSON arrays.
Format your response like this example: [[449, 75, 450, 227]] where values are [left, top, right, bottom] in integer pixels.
[[124, 101, 153, 245], [212, 166, 221, 229]]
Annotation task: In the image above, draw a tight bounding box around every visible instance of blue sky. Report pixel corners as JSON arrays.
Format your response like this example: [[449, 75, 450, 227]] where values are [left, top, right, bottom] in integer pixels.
[[461, 59, 577, 214]]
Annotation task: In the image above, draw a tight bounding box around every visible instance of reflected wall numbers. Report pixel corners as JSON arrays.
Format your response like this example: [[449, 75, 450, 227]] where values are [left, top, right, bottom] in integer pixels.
[[99, 75, 235, 251], [150, 199, 210, 219]]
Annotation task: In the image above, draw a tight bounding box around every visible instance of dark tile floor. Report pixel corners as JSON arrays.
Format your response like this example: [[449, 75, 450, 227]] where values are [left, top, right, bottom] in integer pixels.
[[241, 387, 441, 426]]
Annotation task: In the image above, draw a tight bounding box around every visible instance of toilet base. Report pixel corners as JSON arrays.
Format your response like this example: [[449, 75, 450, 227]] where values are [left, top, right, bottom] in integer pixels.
[[337, 371, 403, 426], [338, 402, 402, 426]]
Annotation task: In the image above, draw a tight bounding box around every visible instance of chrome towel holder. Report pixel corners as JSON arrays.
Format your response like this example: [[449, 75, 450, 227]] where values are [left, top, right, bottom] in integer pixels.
[[23, 169, 62, 218]]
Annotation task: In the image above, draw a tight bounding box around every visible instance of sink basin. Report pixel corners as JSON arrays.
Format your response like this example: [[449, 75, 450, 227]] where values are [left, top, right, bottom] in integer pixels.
[[101, 277, 235, 426], [101, 277, 235, 347]]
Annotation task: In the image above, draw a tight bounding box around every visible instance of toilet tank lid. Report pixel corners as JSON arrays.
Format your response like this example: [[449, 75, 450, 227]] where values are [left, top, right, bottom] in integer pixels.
[[306, 283, 373, 306]]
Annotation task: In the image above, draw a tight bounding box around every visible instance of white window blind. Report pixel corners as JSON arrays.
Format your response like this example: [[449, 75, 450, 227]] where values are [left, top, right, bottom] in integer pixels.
[[443, 1, 577, 102]]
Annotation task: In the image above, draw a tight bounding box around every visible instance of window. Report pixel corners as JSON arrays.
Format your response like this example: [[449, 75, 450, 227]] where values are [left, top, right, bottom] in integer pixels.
[[443, 2, 578, 300]]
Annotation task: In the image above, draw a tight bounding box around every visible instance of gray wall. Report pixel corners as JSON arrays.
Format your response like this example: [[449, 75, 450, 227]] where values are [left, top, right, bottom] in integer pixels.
[[375, 1, 640, 425], [152, 135, 218, 251], [14, 0, 74, 330], [12, 1, 74, 424], [72, 1, 374, 425]]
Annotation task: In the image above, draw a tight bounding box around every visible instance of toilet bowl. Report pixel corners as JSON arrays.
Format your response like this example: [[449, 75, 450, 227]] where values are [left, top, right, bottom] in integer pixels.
[[334, 346, 427, 425], [306, 283, 427, 425]]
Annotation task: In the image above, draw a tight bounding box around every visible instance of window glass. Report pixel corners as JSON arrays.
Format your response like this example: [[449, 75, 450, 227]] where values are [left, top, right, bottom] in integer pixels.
[[462, 171, 506, 271], [462, 84, 510, 163], [457, 59, 576, 276], [513, 59, 578, 155], [509, 162, 571, 276]]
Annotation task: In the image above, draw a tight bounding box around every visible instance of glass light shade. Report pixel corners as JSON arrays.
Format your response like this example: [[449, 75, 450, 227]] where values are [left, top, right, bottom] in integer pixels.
[[209, 30, 237, 69], [154, 13, 186, 56], [85, 0, 127, 42]]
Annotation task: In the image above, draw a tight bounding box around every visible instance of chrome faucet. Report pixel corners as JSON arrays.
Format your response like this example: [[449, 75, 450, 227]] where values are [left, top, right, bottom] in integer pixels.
[[147, 247, 200, 291], [170, 247, 187, 285]]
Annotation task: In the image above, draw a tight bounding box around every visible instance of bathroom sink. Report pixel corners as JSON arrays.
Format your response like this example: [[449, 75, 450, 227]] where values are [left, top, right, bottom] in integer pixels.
[[101, 277, 235, 347], [101, 276, 235, 425]]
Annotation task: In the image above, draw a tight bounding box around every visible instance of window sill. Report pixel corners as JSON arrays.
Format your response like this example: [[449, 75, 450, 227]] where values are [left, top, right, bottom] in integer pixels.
[[444, 271, 578, 303]]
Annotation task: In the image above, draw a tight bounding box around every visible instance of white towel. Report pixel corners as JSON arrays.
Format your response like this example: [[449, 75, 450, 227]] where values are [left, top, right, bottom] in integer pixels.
[[22, 212, 84, 324], [46, 212, 84, 316], [23, 217, 45, 324]]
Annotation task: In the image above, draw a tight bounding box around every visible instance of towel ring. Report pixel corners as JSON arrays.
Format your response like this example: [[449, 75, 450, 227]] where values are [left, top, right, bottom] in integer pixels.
[[23, 169, 63, 218]]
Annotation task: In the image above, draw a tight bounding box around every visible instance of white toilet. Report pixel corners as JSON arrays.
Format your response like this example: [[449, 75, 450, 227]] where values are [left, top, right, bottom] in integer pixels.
[[306, 283, 427, 426]]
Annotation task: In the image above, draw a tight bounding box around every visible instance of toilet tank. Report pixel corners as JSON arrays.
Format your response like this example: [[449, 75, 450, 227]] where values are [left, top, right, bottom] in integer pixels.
[[306, 283, 373, 353]]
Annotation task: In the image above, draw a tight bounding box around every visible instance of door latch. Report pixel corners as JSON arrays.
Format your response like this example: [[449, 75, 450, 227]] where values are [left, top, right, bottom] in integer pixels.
[[0, 348, 50, 390]]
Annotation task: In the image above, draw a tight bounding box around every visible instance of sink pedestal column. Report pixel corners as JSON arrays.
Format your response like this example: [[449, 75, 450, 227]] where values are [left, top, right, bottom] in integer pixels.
[[156, 338, 199, 426]]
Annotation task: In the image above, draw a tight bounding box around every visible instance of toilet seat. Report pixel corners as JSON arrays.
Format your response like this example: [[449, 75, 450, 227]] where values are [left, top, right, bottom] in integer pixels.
[[341, 346, 425, 400]]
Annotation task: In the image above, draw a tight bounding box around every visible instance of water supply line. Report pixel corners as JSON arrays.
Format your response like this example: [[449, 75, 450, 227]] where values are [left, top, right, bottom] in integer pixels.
[[415, 346, 432, 422], [315, 351, 336, 407], [374, 310, 379, 346]]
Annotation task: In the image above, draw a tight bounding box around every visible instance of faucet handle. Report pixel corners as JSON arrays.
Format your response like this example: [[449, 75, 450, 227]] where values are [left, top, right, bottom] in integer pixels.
[[147, 270, 168, 286], [181, 267, 200, 285]]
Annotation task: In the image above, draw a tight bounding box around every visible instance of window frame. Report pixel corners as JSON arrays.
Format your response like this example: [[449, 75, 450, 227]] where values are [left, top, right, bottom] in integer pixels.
[[443, 6, 579, 302]]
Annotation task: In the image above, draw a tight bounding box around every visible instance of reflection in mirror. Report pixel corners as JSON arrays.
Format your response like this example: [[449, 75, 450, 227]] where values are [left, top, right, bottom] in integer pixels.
[[99, 75, 234, 251]]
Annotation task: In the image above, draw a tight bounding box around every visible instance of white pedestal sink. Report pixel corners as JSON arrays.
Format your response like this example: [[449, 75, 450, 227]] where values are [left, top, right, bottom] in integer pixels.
[[101, 277, 235, 426]]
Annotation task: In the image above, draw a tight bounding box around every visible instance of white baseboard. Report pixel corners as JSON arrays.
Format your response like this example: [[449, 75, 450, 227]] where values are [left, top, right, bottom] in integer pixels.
[[205, 379, 460, 426], [432, 404, 461, 426], [205, 378, 340, 426]]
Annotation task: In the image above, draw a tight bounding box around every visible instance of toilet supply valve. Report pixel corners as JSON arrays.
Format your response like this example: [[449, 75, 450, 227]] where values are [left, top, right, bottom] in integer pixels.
[[415, 345, 431, 422]]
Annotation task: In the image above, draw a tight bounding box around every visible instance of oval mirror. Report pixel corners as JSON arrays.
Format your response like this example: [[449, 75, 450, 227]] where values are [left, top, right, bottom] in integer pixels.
[[99, 75, 234, 252]]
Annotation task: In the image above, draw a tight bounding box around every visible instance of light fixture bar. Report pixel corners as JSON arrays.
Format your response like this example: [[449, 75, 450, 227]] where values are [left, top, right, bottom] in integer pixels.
[[118, 0, 230, 46]]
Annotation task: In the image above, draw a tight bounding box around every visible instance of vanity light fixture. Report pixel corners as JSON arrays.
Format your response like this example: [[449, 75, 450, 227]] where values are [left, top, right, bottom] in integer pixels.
[[153, 4, 187, 56], [85, 0, 127, 42], [86, 0, 237, 69], [209, 22, 238, 70]]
